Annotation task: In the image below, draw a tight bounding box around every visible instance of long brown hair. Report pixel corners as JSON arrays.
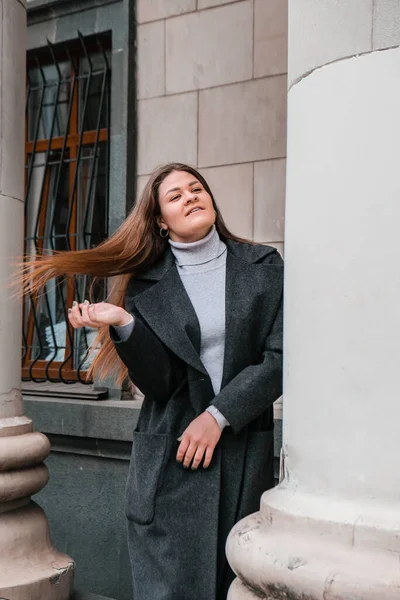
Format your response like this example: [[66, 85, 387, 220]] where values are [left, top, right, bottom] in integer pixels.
[[22, 162, 249, 384]]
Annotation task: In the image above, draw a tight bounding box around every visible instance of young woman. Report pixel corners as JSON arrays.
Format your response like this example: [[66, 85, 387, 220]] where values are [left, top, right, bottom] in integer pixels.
[[24, 163, 284, 600]]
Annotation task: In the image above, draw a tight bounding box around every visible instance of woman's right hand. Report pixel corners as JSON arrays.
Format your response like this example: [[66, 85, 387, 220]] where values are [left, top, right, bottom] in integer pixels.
[[68, 301, 132, 329]]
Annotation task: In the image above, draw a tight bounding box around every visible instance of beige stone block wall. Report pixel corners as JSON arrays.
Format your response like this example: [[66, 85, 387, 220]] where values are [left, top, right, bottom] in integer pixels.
[[137, 93, 198, 174], [136, 0, 288, 249], [166, 1, 253, 93], [137, 21, 165, 99], [137, 0, 196, 24], [200, 163, 254, 239], [254, 0, 288, 78], [198, 77, 287, 166]]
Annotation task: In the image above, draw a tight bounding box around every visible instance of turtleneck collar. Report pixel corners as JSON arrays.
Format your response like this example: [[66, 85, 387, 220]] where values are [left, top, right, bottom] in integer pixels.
[[168, 225, 226, 267]]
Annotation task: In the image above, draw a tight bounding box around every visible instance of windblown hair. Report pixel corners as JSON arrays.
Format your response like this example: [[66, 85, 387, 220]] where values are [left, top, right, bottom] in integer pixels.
[[22, 162, 249, 384]]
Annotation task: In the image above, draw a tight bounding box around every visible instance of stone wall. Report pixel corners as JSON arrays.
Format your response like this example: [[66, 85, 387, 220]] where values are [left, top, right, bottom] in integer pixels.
[[136, 0, 288, 254]]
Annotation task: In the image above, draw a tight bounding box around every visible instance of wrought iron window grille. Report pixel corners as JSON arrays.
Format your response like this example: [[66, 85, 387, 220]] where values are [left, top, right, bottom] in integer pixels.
[[23, 31, 111, 385]]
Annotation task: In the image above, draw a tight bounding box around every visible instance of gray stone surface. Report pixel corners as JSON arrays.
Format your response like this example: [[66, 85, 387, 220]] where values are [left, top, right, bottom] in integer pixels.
[[166, 0, 253, 93], [27, 0, 119, 11], [27, 17, 57, 49], [373, 0, 400, 49], [289, 0, 373, 87], [108, 132, 130, 234], [109, 49, 126, 136], [198, 76, 287, 167], [54, 6, 97, 43], [71, 592, 116, 600], [23, 396, 141, 441], [96, 2, 126, 50], [35, 444, 132, 599]]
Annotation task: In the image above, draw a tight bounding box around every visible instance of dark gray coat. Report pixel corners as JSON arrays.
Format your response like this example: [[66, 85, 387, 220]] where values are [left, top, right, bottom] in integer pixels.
[[112, 239, 284, 600]]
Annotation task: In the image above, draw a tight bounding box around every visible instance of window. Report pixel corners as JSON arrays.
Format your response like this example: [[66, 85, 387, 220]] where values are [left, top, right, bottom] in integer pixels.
[[23, 33, 111, 383]]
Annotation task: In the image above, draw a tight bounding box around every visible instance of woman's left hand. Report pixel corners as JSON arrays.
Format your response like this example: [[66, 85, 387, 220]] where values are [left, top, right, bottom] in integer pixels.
[[176, 412, 222, 470]]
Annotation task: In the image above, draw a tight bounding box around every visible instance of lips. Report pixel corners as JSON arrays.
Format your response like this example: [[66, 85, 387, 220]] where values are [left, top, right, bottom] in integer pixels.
[[186, 207, 204, 216]]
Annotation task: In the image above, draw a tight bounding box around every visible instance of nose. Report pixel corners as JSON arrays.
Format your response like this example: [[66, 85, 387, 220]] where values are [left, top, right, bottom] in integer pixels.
[[184, 190, 198, 204]]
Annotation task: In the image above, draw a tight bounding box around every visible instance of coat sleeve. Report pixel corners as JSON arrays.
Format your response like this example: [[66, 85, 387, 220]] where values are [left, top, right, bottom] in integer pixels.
[[212, 253, 284, 433], [110, 282, 185, 403]]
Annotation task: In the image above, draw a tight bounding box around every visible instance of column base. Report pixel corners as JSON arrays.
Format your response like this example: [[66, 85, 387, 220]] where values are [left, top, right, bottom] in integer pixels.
[[227, 486, 400, 600], [0, 501, 75, 600]]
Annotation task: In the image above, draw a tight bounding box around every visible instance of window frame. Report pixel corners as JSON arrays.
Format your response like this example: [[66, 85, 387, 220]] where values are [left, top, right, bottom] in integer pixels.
[[23, 33, 111, 384]]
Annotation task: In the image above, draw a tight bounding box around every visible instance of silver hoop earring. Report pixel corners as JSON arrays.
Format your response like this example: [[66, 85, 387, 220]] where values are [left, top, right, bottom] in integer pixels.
[[160, 228, 169, 238]]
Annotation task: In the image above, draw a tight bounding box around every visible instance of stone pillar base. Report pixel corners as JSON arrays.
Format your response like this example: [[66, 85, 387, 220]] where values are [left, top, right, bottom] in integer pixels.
[[0, 501, 75, 600], [227, 486, 400, 600]]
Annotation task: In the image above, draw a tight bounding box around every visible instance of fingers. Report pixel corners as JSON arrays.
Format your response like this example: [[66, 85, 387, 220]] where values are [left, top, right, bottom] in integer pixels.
[[68, 301, 84, 329], [191, 445, 207, 470], [176, 436, 213, 470], [176, 436, 190, 464], [182, 442, 197, 469], [202, 446, 214, 469], [67, 300, 101, 329], [80, 301, 102, 328]]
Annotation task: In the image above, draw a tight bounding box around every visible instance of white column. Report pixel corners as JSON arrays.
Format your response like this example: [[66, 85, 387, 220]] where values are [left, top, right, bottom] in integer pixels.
[[0, 1, 74, 597], [227, 2, 400, 598]]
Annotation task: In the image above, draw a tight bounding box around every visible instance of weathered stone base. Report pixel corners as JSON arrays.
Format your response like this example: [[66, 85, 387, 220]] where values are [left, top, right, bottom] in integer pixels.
[[227, 486, 400, 600], [0, 501, 75, 600]]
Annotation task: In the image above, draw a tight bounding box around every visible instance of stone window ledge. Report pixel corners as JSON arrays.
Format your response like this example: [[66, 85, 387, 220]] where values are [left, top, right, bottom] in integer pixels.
[[22, 395, 141, 443]]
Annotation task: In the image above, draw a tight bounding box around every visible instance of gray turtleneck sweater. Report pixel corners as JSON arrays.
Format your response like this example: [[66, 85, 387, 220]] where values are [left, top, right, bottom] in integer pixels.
[[113, 225, 230, 430]]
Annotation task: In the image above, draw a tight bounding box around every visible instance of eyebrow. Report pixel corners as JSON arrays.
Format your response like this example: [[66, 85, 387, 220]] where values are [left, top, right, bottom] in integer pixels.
[[164, 180, 200, 197]]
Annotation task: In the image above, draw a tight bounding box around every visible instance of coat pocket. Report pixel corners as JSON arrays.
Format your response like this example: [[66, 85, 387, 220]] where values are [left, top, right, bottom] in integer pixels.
[[125, 431, 168, 525]]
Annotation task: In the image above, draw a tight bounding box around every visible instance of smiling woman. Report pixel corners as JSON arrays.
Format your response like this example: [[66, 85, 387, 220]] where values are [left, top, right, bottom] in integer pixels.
[[21, 162, 284, 600], [157, 171, 216, 242]]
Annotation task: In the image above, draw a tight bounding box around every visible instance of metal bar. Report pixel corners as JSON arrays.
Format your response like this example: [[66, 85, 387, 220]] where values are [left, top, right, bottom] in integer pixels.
[[45, 43, 78, 381], [26, 129, 108, 153], [83, 36, 109, 249], [76, 36, 111, 381], [67, 32, 95, 383], [28, 47, 65, 380], [25, 56, 46, 221], [24, 57, 48, 378]]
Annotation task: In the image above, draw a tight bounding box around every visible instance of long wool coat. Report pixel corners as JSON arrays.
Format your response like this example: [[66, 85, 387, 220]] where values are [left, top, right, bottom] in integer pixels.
[[111, 238, 284, 600]]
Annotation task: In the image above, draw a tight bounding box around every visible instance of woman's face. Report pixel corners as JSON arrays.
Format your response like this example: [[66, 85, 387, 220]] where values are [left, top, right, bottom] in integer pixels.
[[157, 170, 216, 243]]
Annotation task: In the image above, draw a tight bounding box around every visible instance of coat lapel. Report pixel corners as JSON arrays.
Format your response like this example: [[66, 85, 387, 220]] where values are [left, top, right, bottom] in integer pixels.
[[221, 244, 284, 388], [134, 257, 208, 377]]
